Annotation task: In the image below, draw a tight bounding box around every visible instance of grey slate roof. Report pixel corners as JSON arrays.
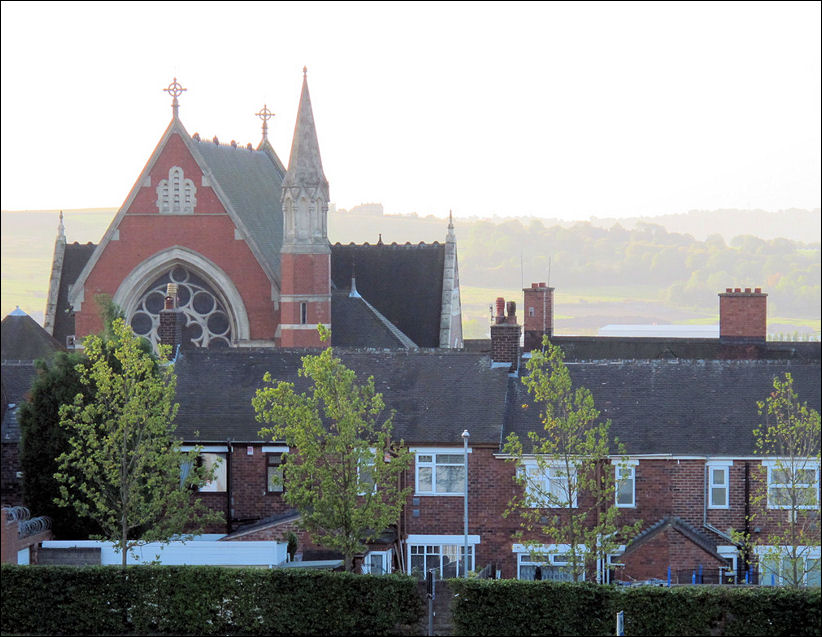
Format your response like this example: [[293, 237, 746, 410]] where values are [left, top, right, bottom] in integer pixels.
[[504, 359, 821, 456], [50, 242, 95, 346], [1, 362, 36, 443], [330, 290, 417, 349], [330, 243, 445, 348], [1, 312, 63, 362], [173, 349, 509, 445], [194, 141, 286, 280]]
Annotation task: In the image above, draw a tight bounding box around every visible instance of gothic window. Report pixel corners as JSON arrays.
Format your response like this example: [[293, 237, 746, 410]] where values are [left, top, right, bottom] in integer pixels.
[[156, 166, 197, 213], [129, 265, 232, 349]]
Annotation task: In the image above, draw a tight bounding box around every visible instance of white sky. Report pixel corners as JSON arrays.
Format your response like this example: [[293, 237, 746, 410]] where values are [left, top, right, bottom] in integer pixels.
[[1, 1, 820, 221]]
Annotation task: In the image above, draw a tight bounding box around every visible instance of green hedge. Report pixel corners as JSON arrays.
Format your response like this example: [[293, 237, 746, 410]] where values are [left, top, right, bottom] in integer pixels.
[[0, 565, 422, 636], [449, 579, 822, 636]]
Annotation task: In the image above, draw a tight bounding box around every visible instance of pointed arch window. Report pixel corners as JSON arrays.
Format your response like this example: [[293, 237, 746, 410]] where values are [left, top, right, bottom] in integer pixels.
[[157, 166, 197, 214]]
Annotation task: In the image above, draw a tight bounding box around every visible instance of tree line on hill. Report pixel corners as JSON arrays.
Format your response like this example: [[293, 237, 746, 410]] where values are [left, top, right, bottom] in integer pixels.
[[457, 219, 820, 317]]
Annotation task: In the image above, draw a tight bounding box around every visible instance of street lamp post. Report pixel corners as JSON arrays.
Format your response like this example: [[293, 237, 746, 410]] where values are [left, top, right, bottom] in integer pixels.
[[462, 429, 470, 578]]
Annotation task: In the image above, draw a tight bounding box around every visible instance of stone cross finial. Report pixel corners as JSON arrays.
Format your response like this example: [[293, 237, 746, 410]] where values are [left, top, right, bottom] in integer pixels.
[[256, 104, 274, 142], [164, 77, 187, 118]]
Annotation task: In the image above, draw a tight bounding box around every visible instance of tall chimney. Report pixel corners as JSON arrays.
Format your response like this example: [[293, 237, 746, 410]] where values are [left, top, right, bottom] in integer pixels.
[[158, 283, 183, 354], [491, 297, 521, 371], [719, 287, 767, 343], [523, 282, 554, 351]]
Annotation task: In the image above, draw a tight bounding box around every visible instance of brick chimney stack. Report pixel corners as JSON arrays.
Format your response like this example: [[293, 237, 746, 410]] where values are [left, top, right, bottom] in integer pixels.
[[491, 297, 521, 371], [719, 287, 767, 343], [158, 283, 183, 354], [523, 282, 554, 351]]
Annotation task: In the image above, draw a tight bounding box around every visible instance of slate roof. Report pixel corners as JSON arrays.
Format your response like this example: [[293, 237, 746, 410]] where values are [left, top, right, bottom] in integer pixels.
[[1, 311, 63, 361], [330, 243, 445, 348], [1, 362, 36, 443], [194, 141, 286, 281], [504, 359, 822, 456], [173, 349, 509, 445], [52, 242, 96, 346], [330, 290, 417, 349]]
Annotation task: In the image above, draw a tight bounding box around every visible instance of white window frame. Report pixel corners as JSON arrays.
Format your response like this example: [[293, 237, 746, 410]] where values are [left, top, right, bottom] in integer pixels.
[[707, 462, 731, 509], [512, 543, 585, 581], [755, 545, 821, 587], [406, 534, 480, 577], [763, 460, 820, 510], [413, 447, 471, 496], [615, 459, 639, 508], [521, 459, 578, 508], [362, 549, 393, 575]]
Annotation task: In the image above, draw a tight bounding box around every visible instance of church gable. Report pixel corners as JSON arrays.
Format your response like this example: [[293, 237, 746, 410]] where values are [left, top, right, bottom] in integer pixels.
[[126, 133, 225, 216]]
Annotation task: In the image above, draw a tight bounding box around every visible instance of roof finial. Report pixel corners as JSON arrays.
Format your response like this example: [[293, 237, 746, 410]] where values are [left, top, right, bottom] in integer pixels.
[[303, 66, 308, 79], [256, 104, 274, 142], [164, 77, 187, 118], [448, 209, 453, 229], [58, 210, 65, 239], [378, 233, 383, 246]]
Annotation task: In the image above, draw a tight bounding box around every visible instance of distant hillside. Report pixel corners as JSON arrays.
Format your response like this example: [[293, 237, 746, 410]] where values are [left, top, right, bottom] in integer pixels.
[[2, 207, 819, 339]]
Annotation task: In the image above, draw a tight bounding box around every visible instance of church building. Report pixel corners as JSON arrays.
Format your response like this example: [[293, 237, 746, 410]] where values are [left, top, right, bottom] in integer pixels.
[[44, 72, 463, 352]]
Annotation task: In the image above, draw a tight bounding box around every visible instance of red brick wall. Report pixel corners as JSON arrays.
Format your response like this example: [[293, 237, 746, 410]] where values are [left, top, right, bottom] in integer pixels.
[[74, 133, 277, 341], [719, 289, 767, 341], [279, 252, 330, 347], [620, 525, 727, 582], [523, 284, 553, 351]]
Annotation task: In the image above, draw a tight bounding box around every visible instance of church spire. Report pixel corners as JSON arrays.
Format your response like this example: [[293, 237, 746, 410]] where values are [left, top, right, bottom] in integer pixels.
[[283, 67, 328, 197]]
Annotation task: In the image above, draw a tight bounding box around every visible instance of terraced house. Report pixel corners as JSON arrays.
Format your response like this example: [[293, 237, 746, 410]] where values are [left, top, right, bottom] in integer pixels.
[[1, 73, 818, 584]]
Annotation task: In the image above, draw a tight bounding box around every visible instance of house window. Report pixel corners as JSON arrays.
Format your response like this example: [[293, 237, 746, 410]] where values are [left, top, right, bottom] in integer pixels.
[[267, 453, 284, 493], [408, 543, 474, 578], [615, 462, 637, 508], [758, 548, 821, 587], [362, 549, 393, 575], [765, 462, 819, 510], [415, 451, 467, 495], [198, 452, 227, 492], [708, 465, 730, 509], [517, 553, 579, 581], [522, 461, 578, 508], [300, 302, 308, 325]]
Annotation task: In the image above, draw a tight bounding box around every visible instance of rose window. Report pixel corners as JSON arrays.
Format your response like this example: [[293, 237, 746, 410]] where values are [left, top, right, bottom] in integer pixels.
[[129, 266, 232, 349]]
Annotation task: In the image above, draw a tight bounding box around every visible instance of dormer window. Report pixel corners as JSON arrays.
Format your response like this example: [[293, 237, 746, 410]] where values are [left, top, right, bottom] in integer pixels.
[[157, 166, 196, 214]]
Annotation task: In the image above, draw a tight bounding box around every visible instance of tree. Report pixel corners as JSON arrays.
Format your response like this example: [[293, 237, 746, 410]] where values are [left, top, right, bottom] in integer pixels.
[[503, 336, 641, 582], [740, 373, 820, 587], [253, 327, 412, 571], [18, 352, 102, 539], [54, 318, 222, 567]]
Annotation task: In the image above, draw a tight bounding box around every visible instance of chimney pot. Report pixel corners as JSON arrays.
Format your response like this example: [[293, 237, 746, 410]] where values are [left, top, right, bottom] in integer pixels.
[[726, 288, 732, 293], [539, 282, 546, 287], [532, 283, 538, 288], [734, 288, 741, 293], [754, 287, 761, 294], [495, 297, 505, 324], [506, 300, 517, 320], [744, 287, 751, 293]]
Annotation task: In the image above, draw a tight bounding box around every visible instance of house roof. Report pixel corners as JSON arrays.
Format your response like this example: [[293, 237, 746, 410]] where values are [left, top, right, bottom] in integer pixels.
[[1, 362, 37, 443], [504, 358, 822, 456], [330, 243, 445, 348], [623, 516, 727, 563], [1, 310, 63, 362], [173, 349, 509, 445]]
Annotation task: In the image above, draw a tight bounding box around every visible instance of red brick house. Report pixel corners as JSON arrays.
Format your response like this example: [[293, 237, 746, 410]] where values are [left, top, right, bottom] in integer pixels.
[[2, 73, 819, 582]]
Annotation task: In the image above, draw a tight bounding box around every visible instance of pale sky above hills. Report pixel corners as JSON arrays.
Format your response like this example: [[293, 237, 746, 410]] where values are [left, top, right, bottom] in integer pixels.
[[1, 1, 820, 221]]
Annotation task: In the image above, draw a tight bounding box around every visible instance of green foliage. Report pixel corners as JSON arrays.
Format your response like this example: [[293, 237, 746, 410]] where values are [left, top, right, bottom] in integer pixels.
[[54, 319, 223, 566], [734, 373, 821, 587], [0, 565, 423, 636], [503, 337, 641, 581], [254, 328, 413, 571], [449, 579, 822, 637], [18, 351, 102, 538]]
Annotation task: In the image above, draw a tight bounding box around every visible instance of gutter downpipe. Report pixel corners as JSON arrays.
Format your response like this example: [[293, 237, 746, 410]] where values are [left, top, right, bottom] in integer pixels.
[[226, 439, 233, 534]]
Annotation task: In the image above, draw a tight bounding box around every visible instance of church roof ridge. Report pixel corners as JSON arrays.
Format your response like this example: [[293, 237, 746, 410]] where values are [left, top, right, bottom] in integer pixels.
[[332, 240, 443, 249]]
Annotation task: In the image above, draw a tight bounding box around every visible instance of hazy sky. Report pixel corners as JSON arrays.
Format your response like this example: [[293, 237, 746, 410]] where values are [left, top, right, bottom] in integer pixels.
[[1, 1, 820, 221]]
